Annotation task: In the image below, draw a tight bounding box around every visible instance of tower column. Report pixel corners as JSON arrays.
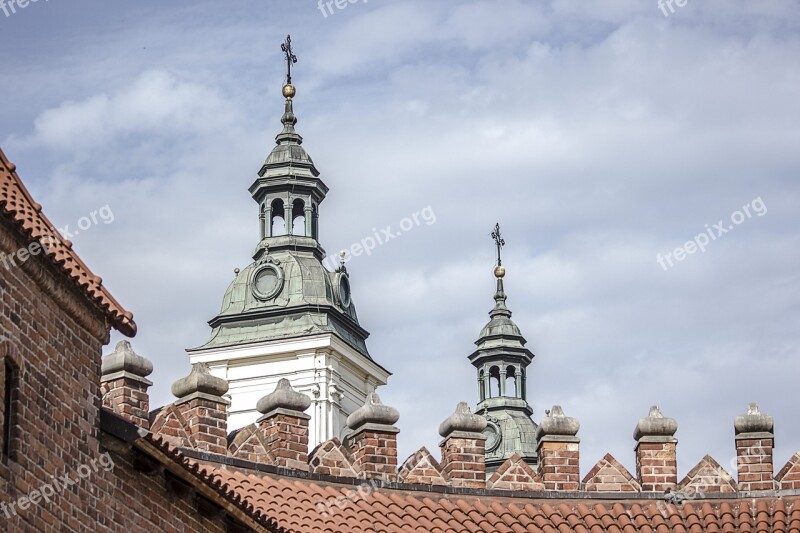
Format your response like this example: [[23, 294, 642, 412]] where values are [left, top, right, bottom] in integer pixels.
[[285, 202, 293, 235], [304, 205, 313, 237], [259, 207, 266, 240], [515, 367, 522, 398], [264, 206, 272, 237]]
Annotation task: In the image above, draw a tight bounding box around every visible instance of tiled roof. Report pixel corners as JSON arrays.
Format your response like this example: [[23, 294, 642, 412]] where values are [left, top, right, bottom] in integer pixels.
[[209, 467, 800, 533], [0, 147, 136, 336]]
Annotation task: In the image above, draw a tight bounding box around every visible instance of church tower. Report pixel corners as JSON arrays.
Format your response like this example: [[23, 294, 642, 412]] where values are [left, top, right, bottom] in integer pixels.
[[188, 36, 390, 449], [470, 224, 538, 473]]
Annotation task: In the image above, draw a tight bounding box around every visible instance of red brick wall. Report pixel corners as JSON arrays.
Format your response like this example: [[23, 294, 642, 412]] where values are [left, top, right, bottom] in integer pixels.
[[101, 377, 151, 429], [635, 441, 678, 492], [736, 436, 774, 492], [538, 442, 580, 491], [439, 436, 486, 489], [0, 219, 227, 531], [261, 413, 310, 471], [349, 430, 398, 481]]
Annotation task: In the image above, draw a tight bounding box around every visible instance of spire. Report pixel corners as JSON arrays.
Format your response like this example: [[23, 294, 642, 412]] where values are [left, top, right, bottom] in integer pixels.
[[276, 34, 302, 146], [276, 96, 302, 145], [489, 223, 511, 319], [491, 272, 511, 319]]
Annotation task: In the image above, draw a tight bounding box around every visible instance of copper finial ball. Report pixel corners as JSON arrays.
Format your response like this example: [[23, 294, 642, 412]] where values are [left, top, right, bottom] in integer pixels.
[[234, 268, 240, 276], [494, 265, 506, 278], [282, 84, 296, 99]]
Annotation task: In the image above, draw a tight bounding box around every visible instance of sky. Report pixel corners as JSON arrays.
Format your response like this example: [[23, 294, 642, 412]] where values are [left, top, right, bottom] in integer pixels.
[[1, 0, 799, 479]]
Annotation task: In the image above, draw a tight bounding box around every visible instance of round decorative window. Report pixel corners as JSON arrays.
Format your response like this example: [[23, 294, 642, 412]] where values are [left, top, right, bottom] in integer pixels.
[[483, 421, 502, 453], [251, 264, 284, 300], [336, 273, 352, 308]]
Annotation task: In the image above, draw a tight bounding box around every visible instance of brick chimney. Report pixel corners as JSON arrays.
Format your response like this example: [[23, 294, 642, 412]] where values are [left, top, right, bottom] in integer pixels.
[[536, 405, 580, 491], [256, 378, 312, 471], [438, 402, 487, 489], [171, 363, 229, 455], [346, 393, 400, 481], [634, 406, 678, 492], [734, 403, 775, 492], [101, 341, 153, 429]]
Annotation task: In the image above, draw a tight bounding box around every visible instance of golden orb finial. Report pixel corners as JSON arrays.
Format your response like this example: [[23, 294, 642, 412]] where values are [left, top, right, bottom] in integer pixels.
[[494, 265, 506, 278], [282, 84, 296, 99]]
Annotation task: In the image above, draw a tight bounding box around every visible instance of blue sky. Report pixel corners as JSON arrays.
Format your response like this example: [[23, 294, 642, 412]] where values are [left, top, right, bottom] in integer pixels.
[[2, 0, 799, 479]]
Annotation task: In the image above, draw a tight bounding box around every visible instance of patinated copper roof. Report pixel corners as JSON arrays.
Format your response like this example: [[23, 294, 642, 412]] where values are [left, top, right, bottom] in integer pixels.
[[0, 147, 136, 336]]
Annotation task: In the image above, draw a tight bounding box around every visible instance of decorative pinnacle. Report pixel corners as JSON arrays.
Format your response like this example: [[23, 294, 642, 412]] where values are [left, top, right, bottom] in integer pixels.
[[346, 393, 400, 431], [634, 405, 678, 441], [536, 405, 580, 439], [256, 378, 311, 415], [438, 402, 487, 437], [734, 402, 774, 435], [101, 340, 153, 380], [171, 362, 229, 400], [281, 34, 298, 92]]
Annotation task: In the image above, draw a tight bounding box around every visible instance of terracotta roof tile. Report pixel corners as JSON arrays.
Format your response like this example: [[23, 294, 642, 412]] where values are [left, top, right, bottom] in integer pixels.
[[0, 148, 136, 336], [174, 452, 800, 532]]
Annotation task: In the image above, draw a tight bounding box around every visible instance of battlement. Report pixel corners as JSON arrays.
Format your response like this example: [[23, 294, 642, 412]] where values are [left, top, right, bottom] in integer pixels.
[[102, 342, 800, 498]]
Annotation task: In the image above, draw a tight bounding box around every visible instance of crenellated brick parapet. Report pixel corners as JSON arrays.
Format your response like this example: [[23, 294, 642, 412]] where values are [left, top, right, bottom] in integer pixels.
[[256, 379, 312, 471], [150, 362, 230, 455], [346, 393, 400, 482], [734, 403, 776, 492], [101, 341, 154, 429], [634, 406, 678, 492], [438, 402, 487, 489], [99, 355, 799, 496], [536, 405, 581, 491]]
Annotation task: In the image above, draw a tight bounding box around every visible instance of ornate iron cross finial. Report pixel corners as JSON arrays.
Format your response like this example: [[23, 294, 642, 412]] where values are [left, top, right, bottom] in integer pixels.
[[491, 223, 505, 266], [281, 34, 298, 85]]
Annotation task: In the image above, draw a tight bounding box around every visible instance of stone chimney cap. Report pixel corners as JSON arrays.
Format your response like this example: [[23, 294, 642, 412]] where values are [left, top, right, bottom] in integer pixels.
[[734, 402, 774, 435], [346, 393, 399, 430], [256, 378, 311, 415], [536, 405, 579, 439], [171, 362, 229, 399], [634, 405, 678, 441], [438, 402, 487, 437], [101, 340, 153, 378]]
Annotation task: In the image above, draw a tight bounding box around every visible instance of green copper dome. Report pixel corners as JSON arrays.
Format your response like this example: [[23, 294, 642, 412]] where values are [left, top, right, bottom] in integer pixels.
[[189, 89, 372, 360], [192, 239, 370, 357], [263, 143, 314, 168]]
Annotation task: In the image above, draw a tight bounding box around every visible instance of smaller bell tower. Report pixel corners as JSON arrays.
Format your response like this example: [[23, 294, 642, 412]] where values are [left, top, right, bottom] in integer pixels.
[[469, 224, 538, 473]]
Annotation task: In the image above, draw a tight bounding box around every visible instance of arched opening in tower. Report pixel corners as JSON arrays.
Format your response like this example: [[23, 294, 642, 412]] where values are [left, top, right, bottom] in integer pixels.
[[292, 198, 306, 236], [489, 366, 501, 398], [505, 365, 517, 398], [271, 199, 286, 236]]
